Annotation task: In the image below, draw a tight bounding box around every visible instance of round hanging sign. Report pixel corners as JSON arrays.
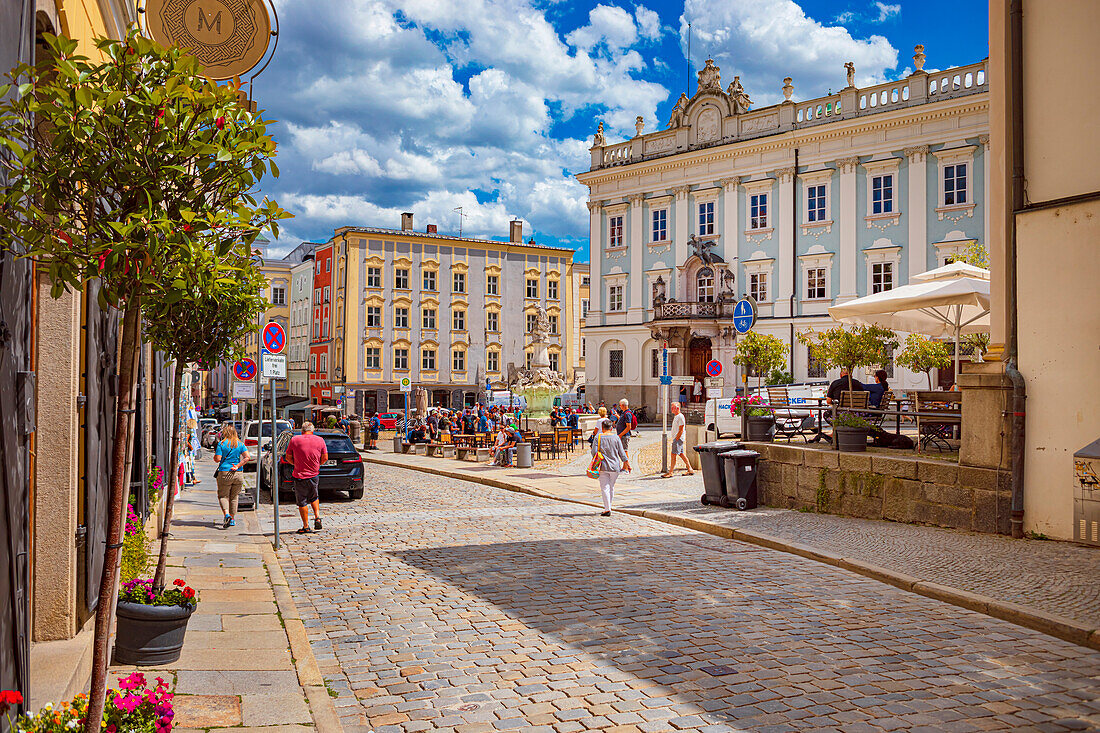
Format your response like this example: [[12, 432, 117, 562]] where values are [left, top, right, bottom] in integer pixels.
[[144, 0, 272, 80]]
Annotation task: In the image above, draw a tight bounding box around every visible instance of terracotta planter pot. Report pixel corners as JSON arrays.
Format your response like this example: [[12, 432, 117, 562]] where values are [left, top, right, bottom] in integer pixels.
[[835, 426, 870, 452], [113, 600, 195, 666], [744, 415, 775, 442]]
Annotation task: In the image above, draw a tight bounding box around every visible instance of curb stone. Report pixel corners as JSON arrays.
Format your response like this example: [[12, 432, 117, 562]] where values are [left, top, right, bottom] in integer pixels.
[[361, 452, 1100, 653]]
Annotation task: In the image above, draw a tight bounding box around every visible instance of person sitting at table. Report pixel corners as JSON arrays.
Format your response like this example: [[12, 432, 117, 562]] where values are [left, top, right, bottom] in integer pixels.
[[492, 425, 515, 466], [550, 407, 560, 427], [825, 367, 866, 405], [866, 369, 889, 408], [407, 421, 429, 444]]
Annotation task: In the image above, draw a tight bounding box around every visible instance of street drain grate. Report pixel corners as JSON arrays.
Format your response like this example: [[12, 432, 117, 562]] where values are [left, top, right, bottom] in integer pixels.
[[699, 665, 737, 676]]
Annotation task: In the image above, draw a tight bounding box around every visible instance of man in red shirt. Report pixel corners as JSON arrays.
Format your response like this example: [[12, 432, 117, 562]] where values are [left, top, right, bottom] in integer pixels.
[[285, 421, 328, 533]]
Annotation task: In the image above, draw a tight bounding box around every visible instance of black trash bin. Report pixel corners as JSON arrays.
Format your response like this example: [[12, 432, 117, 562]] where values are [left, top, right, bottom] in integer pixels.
[[719, 449, 760, 510], [693, 441, 743, 506]]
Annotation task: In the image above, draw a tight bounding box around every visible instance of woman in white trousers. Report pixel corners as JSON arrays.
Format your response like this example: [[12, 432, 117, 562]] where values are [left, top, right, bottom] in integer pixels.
[[591, 418, 631, 516]]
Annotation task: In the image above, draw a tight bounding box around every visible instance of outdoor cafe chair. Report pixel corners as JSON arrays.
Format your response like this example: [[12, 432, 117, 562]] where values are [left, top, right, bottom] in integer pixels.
[[915, 391, 961, 453]]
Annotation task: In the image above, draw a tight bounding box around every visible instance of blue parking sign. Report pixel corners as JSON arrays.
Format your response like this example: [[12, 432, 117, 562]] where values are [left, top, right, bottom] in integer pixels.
[[733, 298, 756, 334]]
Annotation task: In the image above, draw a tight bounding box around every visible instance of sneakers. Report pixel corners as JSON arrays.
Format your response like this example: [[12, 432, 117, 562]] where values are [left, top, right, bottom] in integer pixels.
[[223, 515, 231, 529], [600, 511, 611, 517], [314, 518, 322, 530], [227, 517, 235, 527]]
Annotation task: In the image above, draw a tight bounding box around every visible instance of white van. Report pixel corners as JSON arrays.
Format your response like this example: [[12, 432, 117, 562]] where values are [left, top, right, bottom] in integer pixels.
[[703, 383, 828, 438], [553, 392, 585, 410]]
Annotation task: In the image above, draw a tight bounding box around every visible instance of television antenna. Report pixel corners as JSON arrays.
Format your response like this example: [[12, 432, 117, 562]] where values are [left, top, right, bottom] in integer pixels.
[[453, 206, 469, 236]]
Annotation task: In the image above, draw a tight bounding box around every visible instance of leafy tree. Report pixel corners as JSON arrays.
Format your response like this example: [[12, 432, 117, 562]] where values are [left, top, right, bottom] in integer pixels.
[[733, 331, 788, 391], [947, 243, 991, 359], [895, 333, 952, 389], [798, 325, 898, 392], [0, 29, 287, 731], [143, 257, 269, 593]]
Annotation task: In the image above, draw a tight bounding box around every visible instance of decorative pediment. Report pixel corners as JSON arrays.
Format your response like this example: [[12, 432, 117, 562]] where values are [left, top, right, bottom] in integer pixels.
[[364, 254, 385, 266], [393, 256, 412, 267], [484, 263, 502, 275]]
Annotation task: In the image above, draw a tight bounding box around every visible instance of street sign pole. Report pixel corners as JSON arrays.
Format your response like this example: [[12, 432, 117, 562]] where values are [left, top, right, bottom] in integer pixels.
[[661, 342, 669, 475], [271, 375, 279, 550], [404, 392, 409, 441]]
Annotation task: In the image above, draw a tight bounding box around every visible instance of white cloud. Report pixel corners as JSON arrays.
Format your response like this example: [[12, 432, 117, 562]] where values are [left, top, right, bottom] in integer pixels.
[[874, 2, 901, 22], [834, 10, 856, 24], [679, 0, 899, 105], [567, 5, 639, 50], [635, 6, 663, 40]]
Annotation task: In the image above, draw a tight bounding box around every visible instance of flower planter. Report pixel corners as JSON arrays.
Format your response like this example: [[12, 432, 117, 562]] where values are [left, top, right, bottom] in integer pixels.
[[744, 415, 775, 442], [113, 600, 195, 666], [835, 426, 870, 452]]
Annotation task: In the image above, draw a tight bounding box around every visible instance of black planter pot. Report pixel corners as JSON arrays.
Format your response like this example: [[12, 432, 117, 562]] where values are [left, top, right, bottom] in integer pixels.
[[114, 600, 195, 666], [745, 415, 775, 442], [835, 426, 870, 452]]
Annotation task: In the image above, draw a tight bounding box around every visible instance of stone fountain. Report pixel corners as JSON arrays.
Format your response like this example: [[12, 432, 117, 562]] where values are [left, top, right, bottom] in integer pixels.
[[507, 306, 569, 419]]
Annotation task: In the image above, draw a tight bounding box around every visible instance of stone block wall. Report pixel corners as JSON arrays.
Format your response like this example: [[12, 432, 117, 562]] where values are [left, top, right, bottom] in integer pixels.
[[745, 442, 1012, 535]]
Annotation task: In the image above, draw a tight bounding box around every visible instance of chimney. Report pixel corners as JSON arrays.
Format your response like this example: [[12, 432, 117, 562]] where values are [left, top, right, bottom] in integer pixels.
[[401, 212, 414, 230], [509, 219, 523, 243], [426, 224, 438, 234]]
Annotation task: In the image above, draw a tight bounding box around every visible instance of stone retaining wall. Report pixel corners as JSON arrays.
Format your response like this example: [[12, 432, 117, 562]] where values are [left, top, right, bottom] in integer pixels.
[[745, 442, 1012, 535]]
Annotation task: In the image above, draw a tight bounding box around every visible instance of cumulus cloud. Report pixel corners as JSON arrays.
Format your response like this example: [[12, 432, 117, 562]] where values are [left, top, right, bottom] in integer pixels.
[[679, 0, 899, 105], [874, 2, 901, 22]]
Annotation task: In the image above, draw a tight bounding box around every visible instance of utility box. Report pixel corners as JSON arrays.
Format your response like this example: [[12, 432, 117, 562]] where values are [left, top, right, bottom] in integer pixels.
[[1073, 437, 1100, 546]]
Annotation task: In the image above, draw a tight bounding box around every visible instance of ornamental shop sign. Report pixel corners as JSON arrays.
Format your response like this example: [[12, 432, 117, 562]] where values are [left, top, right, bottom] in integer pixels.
[[144, 0, 272, 80]]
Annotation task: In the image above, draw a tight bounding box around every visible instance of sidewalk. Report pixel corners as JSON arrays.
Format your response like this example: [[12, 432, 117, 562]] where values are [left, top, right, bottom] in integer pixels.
[[362, 444, 1100, 652], [109, 463, 341, 732]]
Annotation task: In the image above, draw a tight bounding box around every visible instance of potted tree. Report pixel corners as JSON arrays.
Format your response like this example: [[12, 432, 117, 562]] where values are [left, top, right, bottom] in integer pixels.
[[896, 333, 952, 389], [798, 325, 898, 451], [732, 331, 788, 439]]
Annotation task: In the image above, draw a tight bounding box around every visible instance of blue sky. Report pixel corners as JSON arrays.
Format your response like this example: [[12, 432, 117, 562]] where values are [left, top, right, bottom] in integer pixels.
[[258, 0, 988, 260]]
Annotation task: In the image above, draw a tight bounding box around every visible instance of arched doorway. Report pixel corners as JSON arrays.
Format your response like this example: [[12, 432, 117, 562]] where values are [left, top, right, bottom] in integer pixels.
[[688, 337, 712, 402]]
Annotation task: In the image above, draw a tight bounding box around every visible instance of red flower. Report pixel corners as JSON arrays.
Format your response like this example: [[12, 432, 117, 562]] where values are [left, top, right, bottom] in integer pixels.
[[126, 47, 135, 56], [97, 248, 111, 272], [215, 116, 226, 130], [0, 689, 23, 713], [173, 579, 185, 587], [182, 224, 192, 232], [55, 229, 73, 246], [182, 587, 195, 600]]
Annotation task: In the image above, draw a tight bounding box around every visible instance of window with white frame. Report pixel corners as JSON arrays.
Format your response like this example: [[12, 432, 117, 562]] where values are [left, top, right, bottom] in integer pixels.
[[750, 193, 768, 229], [367, 266, 381, 288], [581, 276, 590, 286], [609, 215, 624, 246], [652, 208, 668, 241], [453, 272, 466, 293], [863, 158, 901, 221], [549, 352, 559, 372], [581, 339, 586, 358], [807, 348, 826, 378], [365, 347, 381, 370], [548, 280, 558, 300], [749, 272, 768, 302], [525, 352, 533, 369], [806, 185, 826, 222], [548, 314, 558, 334], [609, 349, 624, 378], [452, 309, 465, 331], [486, 274, 498, 295], [422, 270, 436, 291], [421, 348, 436, 370], [650, 348, 660, 378], [608, 284, 624, 312], [581, 299, 589, 317], [526, 313, 537, 333], [452, 349, 465, 372], [394, 268, 409, 289], [394, 307, 409, 329], [806, 268, 826, 299], [394, 348, 408, 371], [320, 352, 327, 373], [698, 201, 715, 236], [944, 163, 967, 205], [323, 286, 330, 302], [486, 311, 499, 332], [326, 259, 330, 272], [697, 268, 715, 303], [486, 350, 499, 372], [872, 262, 894, 293], [933, 147, 975, 211], [872, 175, 894, 214], [422, 307, 436, 329], [271, 286, 286, 305], [366, 306, 381, 327], [526, 278, 538, 298], [800, 248, 833, 302]]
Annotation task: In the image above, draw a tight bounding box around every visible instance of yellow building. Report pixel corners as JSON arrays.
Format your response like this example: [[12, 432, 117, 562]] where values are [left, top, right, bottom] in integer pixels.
[[327, 215, 580, 414]]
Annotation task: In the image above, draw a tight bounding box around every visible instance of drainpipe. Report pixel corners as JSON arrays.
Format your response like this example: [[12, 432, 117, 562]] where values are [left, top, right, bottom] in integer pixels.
[[789, 148, 799, 373], [1006, 0, 1026, 539]]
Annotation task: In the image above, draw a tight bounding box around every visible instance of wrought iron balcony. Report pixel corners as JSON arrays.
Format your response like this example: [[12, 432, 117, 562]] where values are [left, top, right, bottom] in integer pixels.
[[653, 300, 731, 320]]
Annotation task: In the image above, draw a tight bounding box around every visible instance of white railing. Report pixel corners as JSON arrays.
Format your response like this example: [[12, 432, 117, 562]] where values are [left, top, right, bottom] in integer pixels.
[[797, 95, 843, 124], [857, 81, 911, 112], [928, 60, 988, 99], [602, 141, 631, 166]]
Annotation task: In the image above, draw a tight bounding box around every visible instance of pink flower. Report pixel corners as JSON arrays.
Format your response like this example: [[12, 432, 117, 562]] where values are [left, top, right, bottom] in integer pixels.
[[215, 116, 226, 130]]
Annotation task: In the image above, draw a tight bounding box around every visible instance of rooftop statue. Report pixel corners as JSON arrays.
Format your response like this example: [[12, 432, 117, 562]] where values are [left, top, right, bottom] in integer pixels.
[[727, 76, 752, 113], [697, 58, 722, 92], [667, 93, 689, 129]]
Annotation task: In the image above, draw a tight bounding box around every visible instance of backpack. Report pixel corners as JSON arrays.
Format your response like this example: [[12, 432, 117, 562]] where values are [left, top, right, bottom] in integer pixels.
[[628, 410, 637, 430]]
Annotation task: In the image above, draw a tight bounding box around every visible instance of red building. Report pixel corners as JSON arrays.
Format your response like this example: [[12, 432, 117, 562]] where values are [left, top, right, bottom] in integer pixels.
[[309, 243, 333, 406]]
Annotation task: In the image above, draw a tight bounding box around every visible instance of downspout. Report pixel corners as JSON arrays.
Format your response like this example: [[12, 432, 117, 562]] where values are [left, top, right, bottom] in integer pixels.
[[789, 148, 798, 373], [1006, 0, 1026, 539]]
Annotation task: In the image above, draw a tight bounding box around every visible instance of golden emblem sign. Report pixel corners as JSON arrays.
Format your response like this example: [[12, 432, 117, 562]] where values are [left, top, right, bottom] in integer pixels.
[[144, 0, 272, 80]]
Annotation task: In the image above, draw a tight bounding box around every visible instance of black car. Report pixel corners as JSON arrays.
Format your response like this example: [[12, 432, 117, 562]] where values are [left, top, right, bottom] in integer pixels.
[[260, 429, 364, 500]]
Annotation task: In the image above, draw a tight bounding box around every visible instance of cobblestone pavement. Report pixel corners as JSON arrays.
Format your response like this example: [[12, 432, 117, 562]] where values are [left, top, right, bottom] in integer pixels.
[[278, 464, 1100, 733]]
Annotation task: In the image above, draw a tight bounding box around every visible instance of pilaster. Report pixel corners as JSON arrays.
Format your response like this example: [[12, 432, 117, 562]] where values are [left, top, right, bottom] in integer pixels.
[[672, 186, 690, 299], [719, 177, 740, 267], [627, 193, 645, 320], [775, 167, 797, 317], [837, 156, 861, 300], [905, 145, 930, 280], [587, 201, 603, 325]]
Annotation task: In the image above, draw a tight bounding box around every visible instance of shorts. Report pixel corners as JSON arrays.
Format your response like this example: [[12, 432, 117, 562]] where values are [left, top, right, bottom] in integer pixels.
[[293, 475, 320, 507], [671, 438, 685, 455]]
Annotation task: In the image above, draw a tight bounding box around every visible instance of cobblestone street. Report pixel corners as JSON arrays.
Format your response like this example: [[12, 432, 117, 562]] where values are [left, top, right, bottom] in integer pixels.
[[278, 465, 1100, 733]]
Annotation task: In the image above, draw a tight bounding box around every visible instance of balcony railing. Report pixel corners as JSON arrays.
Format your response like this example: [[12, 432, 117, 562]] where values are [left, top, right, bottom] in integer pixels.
[[653, 300, 731, 320]]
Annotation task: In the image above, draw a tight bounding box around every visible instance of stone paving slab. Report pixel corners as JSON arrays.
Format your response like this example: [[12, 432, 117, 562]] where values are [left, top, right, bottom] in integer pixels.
[[277, 463, 1100, 732], [363, 440, 1100, 632]]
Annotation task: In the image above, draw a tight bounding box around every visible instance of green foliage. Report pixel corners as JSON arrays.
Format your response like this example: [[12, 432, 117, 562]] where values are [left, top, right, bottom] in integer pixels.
[[896, 333, 951, 388], [0, 28, 289, 309], [768, 369, 794, 386], [798, 324, 898, 390], [947, 242, 989, 269], [119, 531, 148, 583], [733, 331, 788, 388]]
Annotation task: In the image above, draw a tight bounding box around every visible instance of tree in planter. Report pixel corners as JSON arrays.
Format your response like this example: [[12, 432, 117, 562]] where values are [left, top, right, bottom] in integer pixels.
[[947, 243, 991, 360], [732, 331, 788, 392], [0, 29, 286, 731], [143, 259, 269, 593], [797, 324, 898, 393], [895, 333, 951, 389]]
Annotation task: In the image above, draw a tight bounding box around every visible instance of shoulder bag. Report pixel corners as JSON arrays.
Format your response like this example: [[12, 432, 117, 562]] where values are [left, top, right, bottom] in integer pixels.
[[587, 436, 604, 479]]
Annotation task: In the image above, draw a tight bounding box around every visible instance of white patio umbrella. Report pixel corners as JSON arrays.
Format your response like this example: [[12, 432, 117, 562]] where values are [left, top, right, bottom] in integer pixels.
[[828, 261, 991, 378]]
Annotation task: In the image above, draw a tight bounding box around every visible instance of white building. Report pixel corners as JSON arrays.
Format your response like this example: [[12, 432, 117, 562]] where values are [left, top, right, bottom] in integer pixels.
[[577, 49, 989, 413], [288, 255, 313, 400]]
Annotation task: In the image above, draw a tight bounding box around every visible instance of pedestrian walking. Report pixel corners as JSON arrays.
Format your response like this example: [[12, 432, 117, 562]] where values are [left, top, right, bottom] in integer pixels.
[[614, 399, 634, 453], [368, 412, 381, 449], [214, 424, 250, 529], [662, 401, 694, 478], [588, 406, 608, 446], [285, 421, 327, 534], [590, 418, 630, 516]]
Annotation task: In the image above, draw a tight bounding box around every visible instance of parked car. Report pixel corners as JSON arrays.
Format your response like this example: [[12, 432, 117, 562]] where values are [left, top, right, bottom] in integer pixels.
[[242, 419, 293, 470], [259, 430, 364, 500], [376, 412, 403, 429]]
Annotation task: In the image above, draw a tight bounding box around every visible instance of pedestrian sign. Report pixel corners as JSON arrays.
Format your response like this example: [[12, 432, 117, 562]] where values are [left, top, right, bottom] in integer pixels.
[[233, 358, 257, 381], [732, 298, 756, 334], [706, 360, 722, 377], [399, 377, 412, 392], [262, 322, 286, 354]]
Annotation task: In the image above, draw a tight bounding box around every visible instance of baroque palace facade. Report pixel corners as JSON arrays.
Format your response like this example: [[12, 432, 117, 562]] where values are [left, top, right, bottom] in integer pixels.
[[577, 48, 989, 413]]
